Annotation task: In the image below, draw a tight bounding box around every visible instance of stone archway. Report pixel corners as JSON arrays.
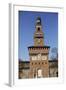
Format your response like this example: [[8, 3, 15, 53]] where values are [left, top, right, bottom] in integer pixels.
[[37, 68, 42, 78]]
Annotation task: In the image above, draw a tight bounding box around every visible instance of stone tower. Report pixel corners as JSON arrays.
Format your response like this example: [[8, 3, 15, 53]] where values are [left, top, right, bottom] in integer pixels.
[[34, 17, 44, 46], [28, 17, 50, 78]]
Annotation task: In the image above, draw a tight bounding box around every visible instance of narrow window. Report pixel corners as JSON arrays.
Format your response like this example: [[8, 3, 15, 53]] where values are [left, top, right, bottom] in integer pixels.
[[37, 27, 40, 31]]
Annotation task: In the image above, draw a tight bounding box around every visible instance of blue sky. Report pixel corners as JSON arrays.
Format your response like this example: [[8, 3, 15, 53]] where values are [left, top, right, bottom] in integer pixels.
[[18, 11, 58, 61]]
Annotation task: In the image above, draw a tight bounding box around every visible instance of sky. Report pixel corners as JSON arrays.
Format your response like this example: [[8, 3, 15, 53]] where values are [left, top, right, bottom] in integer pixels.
[[18, 11, 58, 61]]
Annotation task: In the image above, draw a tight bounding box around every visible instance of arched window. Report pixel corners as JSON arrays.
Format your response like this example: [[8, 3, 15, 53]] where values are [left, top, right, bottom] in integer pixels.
[[37, 27, 40, 31]]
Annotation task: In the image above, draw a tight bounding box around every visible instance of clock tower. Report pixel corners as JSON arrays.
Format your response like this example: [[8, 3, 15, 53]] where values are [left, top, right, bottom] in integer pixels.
[[34, 17, 44, 46], [28, 17, 50, 78]]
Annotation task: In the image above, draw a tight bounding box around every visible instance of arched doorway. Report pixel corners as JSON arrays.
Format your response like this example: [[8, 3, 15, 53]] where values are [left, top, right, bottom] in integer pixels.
[[37, 69, 42, 78]]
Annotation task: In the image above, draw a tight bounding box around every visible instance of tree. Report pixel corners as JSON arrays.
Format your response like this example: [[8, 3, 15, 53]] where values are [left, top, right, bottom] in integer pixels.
[[51, 47, 58, 60]]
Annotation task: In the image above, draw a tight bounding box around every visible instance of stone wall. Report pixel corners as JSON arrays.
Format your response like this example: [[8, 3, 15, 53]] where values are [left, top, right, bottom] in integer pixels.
[[19, 60, 58, 79]]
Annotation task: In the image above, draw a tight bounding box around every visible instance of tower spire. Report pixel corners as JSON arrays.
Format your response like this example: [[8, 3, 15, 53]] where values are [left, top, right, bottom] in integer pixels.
[[34, 17, 44, 46], [36, 17, 41, 25]]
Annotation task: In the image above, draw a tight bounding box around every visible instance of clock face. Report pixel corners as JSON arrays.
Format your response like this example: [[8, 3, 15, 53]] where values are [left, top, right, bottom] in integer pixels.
[[38, 39, 41, 43], [42, 56, 47, 60]]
